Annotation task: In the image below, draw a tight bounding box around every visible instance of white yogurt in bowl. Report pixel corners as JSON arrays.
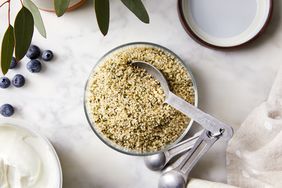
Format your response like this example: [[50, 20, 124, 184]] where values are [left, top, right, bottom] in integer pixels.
[[0, 121, 62, 188]]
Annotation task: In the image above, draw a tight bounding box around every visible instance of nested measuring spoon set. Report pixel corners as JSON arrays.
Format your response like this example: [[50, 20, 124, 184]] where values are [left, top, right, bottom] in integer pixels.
[[134, 61, 234, 188]]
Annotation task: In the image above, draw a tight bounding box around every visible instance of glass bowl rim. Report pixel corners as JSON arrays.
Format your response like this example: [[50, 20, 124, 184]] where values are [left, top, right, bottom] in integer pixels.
[[83, 42, 199, 156]]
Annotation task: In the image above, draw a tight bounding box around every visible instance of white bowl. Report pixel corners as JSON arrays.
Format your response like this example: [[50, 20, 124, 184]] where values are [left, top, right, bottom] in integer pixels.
[[0, 119, 63, 188]]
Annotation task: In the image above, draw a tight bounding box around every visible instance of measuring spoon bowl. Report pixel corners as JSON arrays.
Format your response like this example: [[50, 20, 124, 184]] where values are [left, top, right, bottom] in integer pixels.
[[144, 131, 202, 171]]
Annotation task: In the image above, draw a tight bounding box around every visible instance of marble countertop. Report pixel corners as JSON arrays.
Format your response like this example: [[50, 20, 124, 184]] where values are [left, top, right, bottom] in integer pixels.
[[0, 1, 281, 188]]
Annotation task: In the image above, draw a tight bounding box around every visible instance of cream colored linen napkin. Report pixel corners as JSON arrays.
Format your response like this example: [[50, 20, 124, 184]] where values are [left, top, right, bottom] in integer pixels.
[[226, 67, 282, 188], [187, 67, 282, 188]]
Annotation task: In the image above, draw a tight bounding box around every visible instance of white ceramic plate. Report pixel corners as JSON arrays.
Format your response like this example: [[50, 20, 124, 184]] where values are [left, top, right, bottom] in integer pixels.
[[178, 0, 273, 49], [0, 119, 63, 188]]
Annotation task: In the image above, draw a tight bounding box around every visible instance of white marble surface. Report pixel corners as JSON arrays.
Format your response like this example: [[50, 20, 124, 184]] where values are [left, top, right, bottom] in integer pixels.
[[0, 1, 281, 188]]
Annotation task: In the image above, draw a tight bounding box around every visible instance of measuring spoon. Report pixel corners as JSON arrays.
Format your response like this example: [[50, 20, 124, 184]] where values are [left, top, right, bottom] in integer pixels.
[[158, 130, 220, 188], [132, 61, 233, 140], [144, 130, 202, 171]]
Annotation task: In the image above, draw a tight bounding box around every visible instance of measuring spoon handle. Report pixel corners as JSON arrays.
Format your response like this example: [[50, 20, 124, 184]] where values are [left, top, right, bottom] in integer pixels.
[[166, 92, 233, 140], [166, 131, 202, 161], [177, 130, 219, 180]]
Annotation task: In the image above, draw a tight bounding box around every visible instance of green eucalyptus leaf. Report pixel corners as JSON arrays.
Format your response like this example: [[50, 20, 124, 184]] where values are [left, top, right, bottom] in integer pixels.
[[54, 0, 70, 17], [121, 0, 149, 23], [23, 0, 46, 38], [1, 25, 14, 75], [94, 0, 110, 36], [14, 7, 34, 60]]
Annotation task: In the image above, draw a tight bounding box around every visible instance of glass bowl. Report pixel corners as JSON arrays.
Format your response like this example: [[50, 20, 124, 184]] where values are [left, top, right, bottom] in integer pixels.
[[84, 42, 198, 156]]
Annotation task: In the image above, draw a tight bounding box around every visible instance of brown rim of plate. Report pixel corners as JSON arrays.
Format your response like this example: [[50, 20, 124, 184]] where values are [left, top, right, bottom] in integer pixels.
[[39, 0, 86, 12], [177, 0, 274, 50]]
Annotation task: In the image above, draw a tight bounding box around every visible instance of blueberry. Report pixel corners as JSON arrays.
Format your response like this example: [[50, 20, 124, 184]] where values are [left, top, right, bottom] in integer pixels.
[[12, 74, 25, 87], [26, 45, 41, 59], [0, 104, 14, 117], [9, 57, 17, 69], [0, 77, 11, 88], [26, 59, 42, 73], [42, 50, 53, 61]]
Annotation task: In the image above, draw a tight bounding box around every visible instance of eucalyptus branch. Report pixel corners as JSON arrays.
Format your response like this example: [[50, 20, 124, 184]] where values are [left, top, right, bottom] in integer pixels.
[[0, 0, 150, 75], [7, 0, 10, 24]]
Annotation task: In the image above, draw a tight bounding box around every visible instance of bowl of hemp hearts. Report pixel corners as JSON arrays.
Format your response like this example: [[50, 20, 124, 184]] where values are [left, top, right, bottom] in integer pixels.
[[84, 42, 198, 155]]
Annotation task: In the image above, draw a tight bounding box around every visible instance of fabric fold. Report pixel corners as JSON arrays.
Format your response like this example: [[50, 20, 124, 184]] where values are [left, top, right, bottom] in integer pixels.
[[185, 67, 282, 188], [227, 67, 282, 188]]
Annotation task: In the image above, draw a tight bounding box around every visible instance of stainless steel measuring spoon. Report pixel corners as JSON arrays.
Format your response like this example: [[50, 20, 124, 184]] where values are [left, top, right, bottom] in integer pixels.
[[158, 130, 220, 188], [132, 61, 233, 140], [144, 130, 203, 171], [132, 61, 233, 188]]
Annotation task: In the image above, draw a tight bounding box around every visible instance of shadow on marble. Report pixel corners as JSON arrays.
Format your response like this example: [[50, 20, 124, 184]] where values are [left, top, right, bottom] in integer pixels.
[[190, 151, 227, 183], [59, 150, 113, 188]]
